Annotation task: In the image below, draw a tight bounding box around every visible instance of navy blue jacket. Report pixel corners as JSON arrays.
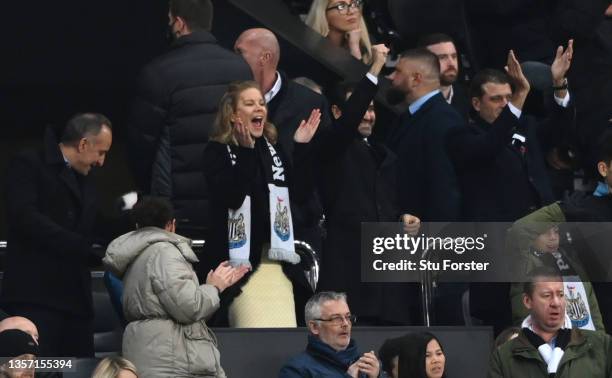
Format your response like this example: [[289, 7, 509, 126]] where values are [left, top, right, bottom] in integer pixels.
[[279, 335, 369, 378], [387, 92, 463, 221], [449, 106, 562, 221]]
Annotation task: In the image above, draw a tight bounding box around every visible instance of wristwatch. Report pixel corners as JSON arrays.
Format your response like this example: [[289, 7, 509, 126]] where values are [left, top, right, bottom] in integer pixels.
[[552, 78, 568, 91]]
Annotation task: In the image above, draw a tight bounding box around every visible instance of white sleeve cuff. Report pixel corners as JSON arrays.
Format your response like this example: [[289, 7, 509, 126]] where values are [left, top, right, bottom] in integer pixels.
[[508, 102, 522, 119], [366, 72, 378, 85], [554, 92, 570, 107]]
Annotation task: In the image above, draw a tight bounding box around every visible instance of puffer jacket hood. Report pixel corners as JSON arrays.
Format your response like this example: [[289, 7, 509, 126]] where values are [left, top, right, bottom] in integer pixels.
[[103, 227, 198, 278]]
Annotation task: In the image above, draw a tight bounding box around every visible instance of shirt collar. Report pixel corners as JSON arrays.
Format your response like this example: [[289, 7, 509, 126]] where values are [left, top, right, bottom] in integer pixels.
[[408, 89, 440, 115], [265, 72, 283, 103], [593, 181, 609, 197], [444, 85, 454, 104]]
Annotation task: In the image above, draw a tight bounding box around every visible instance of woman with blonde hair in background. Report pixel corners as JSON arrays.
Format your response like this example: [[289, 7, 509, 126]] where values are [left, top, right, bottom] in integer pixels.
[[91, 356, 138, 378], [305, 0, 373, 63]]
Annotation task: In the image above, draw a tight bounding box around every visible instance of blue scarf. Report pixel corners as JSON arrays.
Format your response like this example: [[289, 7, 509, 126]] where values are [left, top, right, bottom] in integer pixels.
[[306, 334, 361, 372]]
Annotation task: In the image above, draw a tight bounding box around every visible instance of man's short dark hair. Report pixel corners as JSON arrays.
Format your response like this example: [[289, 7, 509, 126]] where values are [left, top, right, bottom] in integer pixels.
[[326, 81, 357, 112], [417, 33, 455, 48], [60, 113, 112, 145], [470, 69, 512, 99], [169, 0, 213, 32], [399, 48, 440, 79], [523, 266, 563, 297], [597, 129, 612, 165], [132, 196, 174, 229]]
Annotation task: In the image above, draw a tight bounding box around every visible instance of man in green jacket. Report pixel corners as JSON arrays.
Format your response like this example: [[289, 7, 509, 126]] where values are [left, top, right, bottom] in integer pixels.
[[489, 266, 612, 377]]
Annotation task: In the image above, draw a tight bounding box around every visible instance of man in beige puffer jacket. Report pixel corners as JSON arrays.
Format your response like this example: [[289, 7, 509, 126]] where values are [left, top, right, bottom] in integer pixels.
[[103, 197, 248, 377]]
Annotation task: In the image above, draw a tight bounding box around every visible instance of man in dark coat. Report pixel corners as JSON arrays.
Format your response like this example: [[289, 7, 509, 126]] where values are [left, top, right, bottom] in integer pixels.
[[452, 45, 573, 334], [127, 0, 251, 238], [316, 45, 420, 325], [1, 113, 113, 356], [386, 48, 464, 222], [450, 43, 573, 222], [234, 28, 331, 324]]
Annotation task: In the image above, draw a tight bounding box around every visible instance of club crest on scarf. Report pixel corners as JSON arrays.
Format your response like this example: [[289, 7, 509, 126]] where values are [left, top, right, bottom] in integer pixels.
[[228, 213, 247, 249], [566, 284, 590, 328], [274, 197, 291, 241]]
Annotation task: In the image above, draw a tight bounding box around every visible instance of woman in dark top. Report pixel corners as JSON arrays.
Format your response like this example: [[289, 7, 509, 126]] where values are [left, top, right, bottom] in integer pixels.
[[399, 332, 447, 378], [202, 80, 320, 327]]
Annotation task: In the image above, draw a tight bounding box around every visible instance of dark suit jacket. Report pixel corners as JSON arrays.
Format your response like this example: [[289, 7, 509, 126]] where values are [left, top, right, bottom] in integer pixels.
[[387, 92, 463, 221], [450, 106, 562, 221], [267, 71, 332, 164], [1, 127, 98, 317], [450, 83, 471, 122]]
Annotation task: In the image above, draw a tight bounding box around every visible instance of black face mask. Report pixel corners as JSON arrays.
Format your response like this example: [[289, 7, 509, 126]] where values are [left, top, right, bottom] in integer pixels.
[[166, 20, 177, 44]]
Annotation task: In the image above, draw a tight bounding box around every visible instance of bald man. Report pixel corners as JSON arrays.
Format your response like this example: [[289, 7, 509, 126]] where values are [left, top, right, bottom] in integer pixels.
[[0, 316, 39, 344], [386, 48, 463, 221], [234, 28, 331, 160], [232, 28, 331, 326]]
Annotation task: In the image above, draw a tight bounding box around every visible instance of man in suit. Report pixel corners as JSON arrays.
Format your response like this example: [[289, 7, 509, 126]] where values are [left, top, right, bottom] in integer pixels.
[[386, 48, 464, 221], [452, 44, 573, 334], [418, 33, 470, 121], [449, 43, 573, 222], [1, 113, 112, 356], [234, 28, 332, 162]]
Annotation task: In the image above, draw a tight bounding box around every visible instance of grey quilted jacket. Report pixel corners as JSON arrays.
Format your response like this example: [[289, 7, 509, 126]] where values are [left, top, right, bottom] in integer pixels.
[[104, 227, 225, 377]]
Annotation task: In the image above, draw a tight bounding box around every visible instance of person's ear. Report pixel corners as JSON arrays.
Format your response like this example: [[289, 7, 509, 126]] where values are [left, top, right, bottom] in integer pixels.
[[307, 320, 320, 335], [522, 293, 532, 311], [174, 16, 187, 34], [471, 97, 481, 112], [331, 104, 342, 120], [165, 218, 176, 233], [77, 137, 88, 152], [261, 51, 272, 65], [597, 161, 609, 178]]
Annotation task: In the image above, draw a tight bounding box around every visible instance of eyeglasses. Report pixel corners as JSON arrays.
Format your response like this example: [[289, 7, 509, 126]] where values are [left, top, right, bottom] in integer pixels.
[[326, 0, 363, 15], [314, 314, 357, 325]]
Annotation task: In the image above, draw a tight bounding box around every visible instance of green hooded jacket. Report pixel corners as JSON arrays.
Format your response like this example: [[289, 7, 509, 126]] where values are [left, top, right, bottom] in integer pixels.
[[489, 328, 612, 377]]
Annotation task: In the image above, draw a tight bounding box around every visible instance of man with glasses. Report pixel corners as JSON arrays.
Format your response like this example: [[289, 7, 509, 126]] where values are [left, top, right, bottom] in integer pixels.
[[279, 291, 380, 377]]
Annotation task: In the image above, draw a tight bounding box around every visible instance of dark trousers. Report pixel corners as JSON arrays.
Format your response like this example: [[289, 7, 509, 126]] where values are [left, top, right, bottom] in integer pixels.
[[4, 304, 94, 357]]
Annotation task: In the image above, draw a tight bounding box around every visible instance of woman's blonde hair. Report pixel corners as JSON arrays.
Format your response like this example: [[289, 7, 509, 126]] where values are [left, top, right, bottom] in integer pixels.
[[210, 80, 278, 145], [304, 0, 372, 64], [91, 356, 138, 378]]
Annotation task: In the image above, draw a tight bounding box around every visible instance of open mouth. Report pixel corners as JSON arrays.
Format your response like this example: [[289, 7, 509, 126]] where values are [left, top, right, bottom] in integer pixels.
[[251, 116, 264, 128]]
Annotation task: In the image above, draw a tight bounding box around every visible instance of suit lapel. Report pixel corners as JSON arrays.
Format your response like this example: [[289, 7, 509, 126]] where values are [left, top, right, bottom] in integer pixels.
[[59, 166, 83, 204], [44, 127, 84, 205]]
